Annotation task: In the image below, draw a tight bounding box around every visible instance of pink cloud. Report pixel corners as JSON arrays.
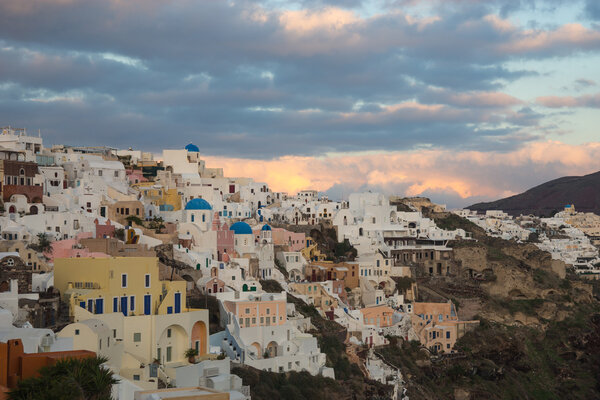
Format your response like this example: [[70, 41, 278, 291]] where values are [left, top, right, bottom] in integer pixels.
[[499, 23, 600, 55], [537, 93, 600, 108], [448, 91, 522, 108], [203, 141, 600, 205]]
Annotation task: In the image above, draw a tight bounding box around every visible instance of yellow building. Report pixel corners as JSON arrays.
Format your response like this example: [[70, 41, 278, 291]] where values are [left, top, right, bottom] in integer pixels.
[[301, 239, 326, 262], [289, 282, 339, 312], [55, 257, 210, 387], [135, 182, 182, 212], [54, 257, 187, 318]]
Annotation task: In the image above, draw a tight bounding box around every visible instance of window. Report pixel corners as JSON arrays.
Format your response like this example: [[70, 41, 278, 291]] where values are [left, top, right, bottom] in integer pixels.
[[166, 346, 172, 362], [266, 309, 270, 315], [252, 317, 256, 324], [130, 296, 135, 311], [167, 328, 172, 338], [98, 170, 103, 176], [75, 329, 80, 335], [272, 316, 276, 323], [245, 308, 250, 314], [133, 375, 140, 381], [113, 329, 116, 338], [260, 317, 264, 324], [145, 274, 150, 288], [134, 333, 141, 342], [446, 331, 450, 339], [121, 274, 127, 288], [114, 171, 119, 177]]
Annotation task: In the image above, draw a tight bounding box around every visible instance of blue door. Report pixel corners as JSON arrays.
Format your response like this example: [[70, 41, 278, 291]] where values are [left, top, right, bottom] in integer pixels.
[[144, 295, 151, 315], [174, 292, 181, 314], [95, 298, 104, 314], [120, 296, 128, 316]]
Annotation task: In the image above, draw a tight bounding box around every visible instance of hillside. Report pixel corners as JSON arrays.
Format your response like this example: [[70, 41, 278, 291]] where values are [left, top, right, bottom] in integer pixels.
[[468, 171, 600, 216], [385, 211, 600, 399]]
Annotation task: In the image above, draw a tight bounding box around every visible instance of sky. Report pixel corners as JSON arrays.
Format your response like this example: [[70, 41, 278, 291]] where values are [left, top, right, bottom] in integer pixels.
[[1, 0, 600, 208]]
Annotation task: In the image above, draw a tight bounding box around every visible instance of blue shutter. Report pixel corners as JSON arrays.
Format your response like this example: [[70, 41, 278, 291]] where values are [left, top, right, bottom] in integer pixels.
[[167, 306, 173, 314], [120, 296, 128, 316], [174, 293, 181, 314], [130, 296, 135, 312], [144, 295, 151, 315], [79, 301, 86, 309], [113, 297, 118, 312]]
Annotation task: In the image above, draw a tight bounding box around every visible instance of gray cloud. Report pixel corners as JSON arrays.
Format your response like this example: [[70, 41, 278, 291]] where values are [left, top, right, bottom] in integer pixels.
[[0, 0, 598, 158]]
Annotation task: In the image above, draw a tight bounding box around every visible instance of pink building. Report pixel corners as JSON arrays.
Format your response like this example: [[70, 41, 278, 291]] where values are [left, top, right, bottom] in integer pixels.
[[94, 218, 115, 239], [126, 170, 147, 184], [215, 220, 235, 261], [252, 227, 305, 252], [223, 298, 287, 328], [45, 233, 109, 262]]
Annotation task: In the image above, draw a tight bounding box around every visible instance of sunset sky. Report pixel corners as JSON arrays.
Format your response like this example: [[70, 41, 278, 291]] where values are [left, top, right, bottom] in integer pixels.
[[1, 0, 599, 207]]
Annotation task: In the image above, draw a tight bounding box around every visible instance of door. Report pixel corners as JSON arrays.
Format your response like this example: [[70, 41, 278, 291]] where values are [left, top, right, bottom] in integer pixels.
[[87, 299, 94, 313], [174, 292, 181, 314], [95, 298, 104, 314], [144, 294, 151, 315], [120, 296, 128, 316]]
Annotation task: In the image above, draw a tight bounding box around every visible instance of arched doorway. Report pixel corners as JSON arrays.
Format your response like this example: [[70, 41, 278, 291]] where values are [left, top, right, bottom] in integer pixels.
[[157, 324, 187, 364], [191, 321, 207, 356], [9, 206, 16, 214], [266, 341, 278, 358], [250, 342, 262, 359], [29, 205, 38, 215]]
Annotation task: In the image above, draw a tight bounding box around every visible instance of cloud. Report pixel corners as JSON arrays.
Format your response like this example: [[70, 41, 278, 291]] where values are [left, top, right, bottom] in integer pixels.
[[0, 0, 597, 157], [536, 93, 600, 108], [201, 140, 600, 208]]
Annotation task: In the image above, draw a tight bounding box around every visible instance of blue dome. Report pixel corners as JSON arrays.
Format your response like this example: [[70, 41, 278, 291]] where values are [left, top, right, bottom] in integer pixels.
[[185, 143, 200, 152], [230, 221, 253, 235], [185, 198, 212, 210], [261, 224, 272, 231]]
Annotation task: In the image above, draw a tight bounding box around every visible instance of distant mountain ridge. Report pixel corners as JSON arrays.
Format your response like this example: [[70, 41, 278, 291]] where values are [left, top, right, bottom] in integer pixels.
[[468, 170, 600, 216]]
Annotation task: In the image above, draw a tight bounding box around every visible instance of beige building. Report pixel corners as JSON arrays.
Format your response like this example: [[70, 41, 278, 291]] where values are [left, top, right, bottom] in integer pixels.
[[134, 386, 229, 400]]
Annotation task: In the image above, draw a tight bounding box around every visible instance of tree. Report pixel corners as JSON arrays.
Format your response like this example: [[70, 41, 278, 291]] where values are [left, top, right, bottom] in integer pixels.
[[8, 356, 118, 400], [36, 233, 52, 253]]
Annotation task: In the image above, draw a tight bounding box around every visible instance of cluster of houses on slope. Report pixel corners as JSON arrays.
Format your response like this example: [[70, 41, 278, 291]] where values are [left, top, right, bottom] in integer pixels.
[[458, 204, 600, 279], [1, 126, 489, 400]]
